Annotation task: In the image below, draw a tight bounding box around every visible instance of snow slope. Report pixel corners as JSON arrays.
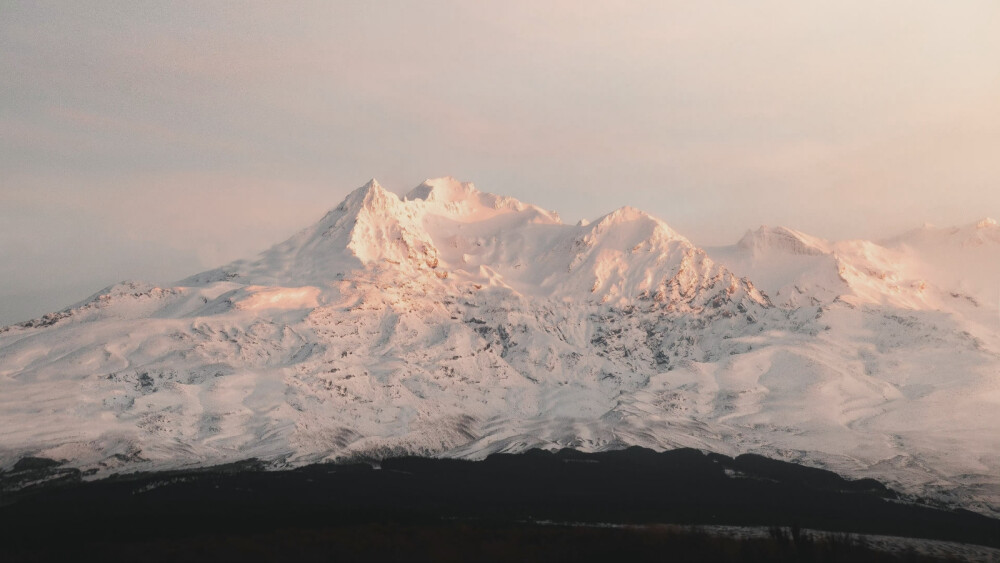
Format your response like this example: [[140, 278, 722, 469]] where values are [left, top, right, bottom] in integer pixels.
[[1, 178, 998, 515]]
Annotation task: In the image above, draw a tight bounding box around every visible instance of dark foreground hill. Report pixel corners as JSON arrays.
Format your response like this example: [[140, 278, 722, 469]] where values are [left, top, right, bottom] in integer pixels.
[[2, 447, 998, 562]]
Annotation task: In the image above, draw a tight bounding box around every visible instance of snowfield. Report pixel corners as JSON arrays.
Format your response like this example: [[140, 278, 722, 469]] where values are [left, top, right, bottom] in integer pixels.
[[2, 177, 998, 515]]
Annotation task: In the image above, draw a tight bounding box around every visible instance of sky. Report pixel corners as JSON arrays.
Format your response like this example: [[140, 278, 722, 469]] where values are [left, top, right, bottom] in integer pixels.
[[2, 1, 999, 325]]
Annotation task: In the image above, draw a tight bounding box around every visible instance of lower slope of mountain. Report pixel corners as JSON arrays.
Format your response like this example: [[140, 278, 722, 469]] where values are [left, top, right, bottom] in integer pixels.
[[1, 178, 998, 517]]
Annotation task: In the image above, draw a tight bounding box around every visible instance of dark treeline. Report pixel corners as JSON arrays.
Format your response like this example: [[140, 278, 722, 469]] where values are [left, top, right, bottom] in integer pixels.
[[1, 447, 997, 561]]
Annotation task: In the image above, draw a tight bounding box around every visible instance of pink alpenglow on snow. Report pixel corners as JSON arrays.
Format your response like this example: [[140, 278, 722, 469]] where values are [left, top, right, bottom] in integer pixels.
[[1, 178, 999, 517]]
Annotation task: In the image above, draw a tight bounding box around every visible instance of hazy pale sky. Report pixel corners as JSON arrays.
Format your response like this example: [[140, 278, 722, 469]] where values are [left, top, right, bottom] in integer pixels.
[[2, 1, 999, 324]]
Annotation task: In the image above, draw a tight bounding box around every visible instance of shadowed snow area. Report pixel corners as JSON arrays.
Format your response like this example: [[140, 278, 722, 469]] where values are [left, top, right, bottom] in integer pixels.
[[1, 177, 998, 516]]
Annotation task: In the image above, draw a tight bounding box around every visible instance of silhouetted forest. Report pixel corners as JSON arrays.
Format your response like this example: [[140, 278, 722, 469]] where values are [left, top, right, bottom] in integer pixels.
[[2, 447, 997, 561]]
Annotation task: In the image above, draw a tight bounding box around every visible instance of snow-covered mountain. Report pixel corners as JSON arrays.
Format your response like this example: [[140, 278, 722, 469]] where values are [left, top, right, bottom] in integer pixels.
[[2, 178, 998, 515]]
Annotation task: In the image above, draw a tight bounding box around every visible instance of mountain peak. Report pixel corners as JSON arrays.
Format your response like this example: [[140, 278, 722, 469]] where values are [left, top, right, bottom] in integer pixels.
[[737, 225, 827, 256], [888, 216, 1000, 249], [405, 177, 479, 203], [404, 176, 562, 225], [592, 206, 679, 234], [340, 177, 398, 212], [605, 205, 649, 220]]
